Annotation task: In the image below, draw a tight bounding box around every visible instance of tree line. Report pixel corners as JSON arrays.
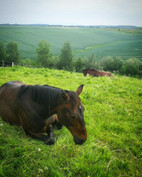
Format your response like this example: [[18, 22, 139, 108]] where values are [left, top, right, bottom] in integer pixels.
[[0, 40, 142, 77]]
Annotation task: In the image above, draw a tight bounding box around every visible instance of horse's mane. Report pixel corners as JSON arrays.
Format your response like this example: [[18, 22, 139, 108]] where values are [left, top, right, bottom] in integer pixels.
[[17, 84, 77, 108], [84, 68, 97, 72], [18, 84, 64, 107]]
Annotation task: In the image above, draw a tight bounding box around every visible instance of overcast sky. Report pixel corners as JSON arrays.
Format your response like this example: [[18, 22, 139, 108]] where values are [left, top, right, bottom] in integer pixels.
[[0, 0, 142, 26]]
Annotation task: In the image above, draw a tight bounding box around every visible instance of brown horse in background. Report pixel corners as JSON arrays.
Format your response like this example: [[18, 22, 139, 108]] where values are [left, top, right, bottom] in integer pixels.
[[0, 81, 87, 145], [83, 68, 113, 77]]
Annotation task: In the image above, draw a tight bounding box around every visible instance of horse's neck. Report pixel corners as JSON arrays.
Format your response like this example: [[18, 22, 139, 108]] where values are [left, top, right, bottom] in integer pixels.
[[36, 87, 62, 118]]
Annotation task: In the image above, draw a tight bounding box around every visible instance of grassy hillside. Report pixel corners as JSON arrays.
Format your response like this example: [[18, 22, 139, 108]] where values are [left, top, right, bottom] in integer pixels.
[[0, 26, 142, 60], [0, 66, 142, 177]]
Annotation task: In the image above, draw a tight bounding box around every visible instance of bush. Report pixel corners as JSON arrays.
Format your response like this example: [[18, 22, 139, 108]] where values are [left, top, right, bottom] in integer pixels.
[[74, 57, 84, 72], [120, 58, 142, 76], [84, 53, 96, 69], [100, 56, 123, 72], [19, 58, 37, 67]]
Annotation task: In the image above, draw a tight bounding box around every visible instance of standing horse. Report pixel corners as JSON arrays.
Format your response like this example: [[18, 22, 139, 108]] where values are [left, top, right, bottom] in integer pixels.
[[0, 81, 87, 145], [83, 68, 113, 77]]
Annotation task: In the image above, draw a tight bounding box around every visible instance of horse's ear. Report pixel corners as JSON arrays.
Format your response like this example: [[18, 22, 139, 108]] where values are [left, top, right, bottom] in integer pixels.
[[76, 84, 84, 95]]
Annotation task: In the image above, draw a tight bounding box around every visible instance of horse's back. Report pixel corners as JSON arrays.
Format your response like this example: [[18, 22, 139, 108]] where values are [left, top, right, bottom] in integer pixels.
[[108, 72, 113, 76], [0, 81, 24, 99], [98, 71, 113, 77], [0, 81, 25, 125]]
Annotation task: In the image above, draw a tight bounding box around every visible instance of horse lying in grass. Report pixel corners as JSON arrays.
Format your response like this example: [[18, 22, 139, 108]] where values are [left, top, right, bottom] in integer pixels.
[[83, 68, 113, 77], [0, 81, 87, 145]]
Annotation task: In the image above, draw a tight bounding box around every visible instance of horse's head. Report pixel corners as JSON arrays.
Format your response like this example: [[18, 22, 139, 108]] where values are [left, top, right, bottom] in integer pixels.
[[83, 69, 87, 76], [56, 85, 87, 145]]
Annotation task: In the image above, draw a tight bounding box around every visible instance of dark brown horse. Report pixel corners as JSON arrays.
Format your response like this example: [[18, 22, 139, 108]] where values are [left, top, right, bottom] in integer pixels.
[[83, 68, 113, 77], [0, 81, 87, 145]]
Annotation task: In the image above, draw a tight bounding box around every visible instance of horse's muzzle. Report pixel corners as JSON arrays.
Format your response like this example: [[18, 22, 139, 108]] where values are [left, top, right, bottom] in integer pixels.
[[73, 136, 86, 145]]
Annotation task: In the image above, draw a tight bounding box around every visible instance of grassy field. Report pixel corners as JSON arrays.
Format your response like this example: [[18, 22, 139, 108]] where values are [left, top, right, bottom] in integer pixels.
[[0, 66, 142, 177], [0, 26, 142, 60]]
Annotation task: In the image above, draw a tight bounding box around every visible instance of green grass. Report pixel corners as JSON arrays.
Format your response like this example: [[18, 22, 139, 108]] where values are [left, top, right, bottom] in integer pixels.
[[0, 26, 142, 60], [0, 66, 142, 177]]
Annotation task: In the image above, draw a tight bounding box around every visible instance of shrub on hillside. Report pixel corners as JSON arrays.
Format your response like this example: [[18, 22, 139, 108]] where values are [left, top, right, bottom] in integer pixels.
[[100, 56, 123, 72], [19, 58, 38, 67], [120, 58, 142, 76], [84, 53, 96, 69], [74, 57, 85, 72]]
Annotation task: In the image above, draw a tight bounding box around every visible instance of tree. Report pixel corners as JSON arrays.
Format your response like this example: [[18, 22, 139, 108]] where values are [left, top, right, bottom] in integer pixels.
[[36, 40, 52, 67], [74, 57, 84, 72], [6, 41, 20, 63], [120, 58, 142, 76], [100, 56, 123, 72], [19, 58, 37, 67], [0, 41, 6, 61], [113, 57, 123, 71], [57, 41, 73, 70], [84, 53, 96, 69], [100, 57, 114, 71]]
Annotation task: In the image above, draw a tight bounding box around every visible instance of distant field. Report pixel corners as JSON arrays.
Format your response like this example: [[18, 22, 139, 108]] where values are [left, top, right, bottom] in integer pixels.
[[0, 26, 142, 60]]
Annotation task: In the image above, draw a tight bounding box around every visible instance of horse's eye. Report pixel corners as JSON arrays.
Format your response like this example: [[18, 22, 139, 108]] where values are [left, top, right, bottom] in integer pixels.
[[79, 105, 82, 110]]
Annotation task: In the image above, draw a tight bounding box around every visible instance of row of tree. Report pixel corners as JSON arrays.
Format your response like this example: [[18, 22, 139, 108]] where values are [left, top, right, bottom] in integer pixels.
[[0, 40, 142, 77]]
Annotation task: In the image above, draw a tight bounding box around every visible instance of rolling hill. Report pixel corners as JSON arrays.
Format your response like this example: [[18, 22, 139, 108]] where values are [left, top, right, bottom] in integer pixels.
[[0, 25, 142, 60]]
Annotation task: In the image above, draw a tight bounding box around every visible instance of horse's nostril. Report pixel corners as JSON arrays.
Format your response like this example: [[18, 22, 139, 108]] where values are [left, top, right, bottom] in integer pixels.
[[78, 139, 85, 145], [74, 136, 86, 145]]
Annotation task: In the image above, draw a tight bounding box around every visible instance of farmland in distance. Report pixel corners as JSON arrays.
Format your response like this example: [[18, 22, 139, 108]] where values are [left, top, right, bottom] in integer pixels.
[[0, 26, 142, 60]]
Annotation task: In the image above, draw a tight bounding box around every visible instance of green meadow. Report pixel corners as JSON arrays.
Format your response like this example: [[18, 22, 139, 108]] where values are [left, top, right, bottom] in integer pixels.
[[0, 66, 142, 177], [0, 26, 142, 60]]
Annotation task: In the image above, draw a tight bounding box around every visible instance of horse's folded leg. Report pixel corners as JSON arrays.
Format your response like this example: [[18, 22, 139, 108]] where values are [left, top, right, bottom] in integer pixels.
[[46, 125, 54, 145], [26, 131, 50, 142], [45, 138, 54, 145], [46, 125, 54, 138], [52, 120, 63, 130]]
